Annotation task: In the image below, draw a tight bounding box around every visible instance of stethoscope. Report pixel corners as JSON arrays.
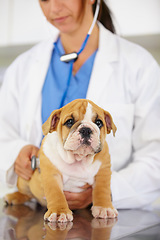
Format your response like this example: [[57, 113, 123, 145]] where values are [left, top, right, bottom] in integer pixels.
[[54, 0, 100, 108], [31, 0, 101, 170]]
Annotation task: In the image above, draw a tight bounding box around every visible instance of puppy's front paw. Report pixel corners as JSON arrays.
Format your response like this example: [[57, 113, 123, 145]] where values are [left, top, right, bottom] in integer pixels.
[[46, 221, 73, 231], [91, 206, 118, 219], [44, 210, 73, 223]]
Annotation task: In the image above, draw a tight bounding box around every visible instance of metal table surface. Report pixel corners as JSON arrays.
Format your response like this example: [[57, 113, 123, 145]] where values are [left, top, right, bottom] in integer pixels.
[[0, 198, 160, 240]]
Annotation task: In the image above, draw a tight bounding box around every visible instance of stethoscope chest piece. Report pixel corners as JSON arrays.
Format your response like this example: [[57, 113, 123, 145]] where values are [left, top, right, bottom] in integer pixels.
[[60, 52, 78, 63]]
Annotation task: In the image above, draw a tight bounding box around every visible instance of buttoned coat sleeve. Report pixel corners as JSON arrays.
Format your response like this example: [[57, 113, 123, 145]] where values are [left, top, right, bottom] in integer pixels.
[[0, 60, 31, 186], [0, 38, 54, 188], [110, 56, 160, 209]]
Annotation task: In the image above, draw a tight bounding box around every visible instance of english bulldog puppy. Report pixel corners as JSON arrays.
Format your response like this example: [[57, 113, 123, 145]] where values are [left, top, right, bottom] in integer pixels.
[[5, 99, 118, 222]]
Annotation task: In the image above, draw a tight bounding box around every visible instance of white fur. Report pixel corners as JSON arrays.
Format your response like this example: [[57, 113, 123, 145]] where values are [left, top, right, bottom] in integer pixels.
[[91, 206, 118, 219], [83, 103, 93, 121], [43, 132, 101, 192], [47, 212, 73, 223]]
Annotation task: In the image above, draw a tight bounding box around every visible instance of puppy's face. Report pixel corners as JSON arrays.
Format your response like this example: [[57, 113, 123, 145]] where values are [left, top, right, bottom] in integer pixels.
[[42, 99, 116, 164]]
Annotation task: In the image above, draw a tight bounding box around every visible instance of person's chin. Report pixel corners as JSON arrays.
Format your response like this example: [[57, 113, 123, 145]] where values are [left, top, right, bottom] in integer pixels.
[[52, 19, 78, 35]]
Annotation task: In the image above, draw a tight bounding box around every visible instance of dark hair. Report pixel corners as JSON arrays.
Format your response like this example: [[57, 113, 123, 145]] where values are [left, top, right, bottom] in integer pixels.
[[92, 0, 115, 34]]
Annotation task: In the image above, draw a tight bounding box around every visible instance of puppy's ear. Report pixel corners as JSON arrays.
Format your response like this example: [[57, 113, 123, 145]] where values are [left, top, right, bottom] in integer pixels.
[[104, 111, 117, 136], [42, 109, 61, 135]]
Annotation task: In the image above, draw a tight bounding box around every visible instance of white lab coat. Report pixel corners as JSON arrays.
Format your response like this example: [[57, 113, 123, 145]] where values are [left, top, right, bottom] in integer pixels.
[[0, 23, 160, 209]]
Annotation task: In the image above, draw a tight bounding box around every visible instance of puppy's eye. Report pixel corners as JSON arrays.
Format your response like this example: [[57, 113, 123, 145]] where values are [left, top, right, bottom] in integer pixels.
[[95, 119, 103, 129], [64, 119, 75, 128]]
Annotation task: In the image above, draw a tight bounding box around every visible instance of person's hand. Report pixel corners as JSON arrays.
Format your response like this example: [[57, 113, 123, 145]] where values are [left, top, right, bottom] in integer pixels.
[[64, 184, 92, 210], [14, 145, 39, 180]]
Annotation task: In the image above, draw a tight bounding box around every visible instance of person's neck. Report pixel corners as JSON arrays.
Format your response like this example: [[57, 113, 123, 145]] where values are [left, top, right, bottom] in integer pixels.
[[60, 20, 99, 54], [59, 21, 99, 75]]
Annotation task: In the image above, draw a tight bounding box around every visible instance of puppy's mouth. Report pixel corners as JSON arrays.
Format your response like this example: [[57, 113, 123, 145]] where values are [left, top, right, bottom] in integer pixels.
[[72, 144, 94, 161], [65, 145, 96, 164], [63, 125, 101, 164]]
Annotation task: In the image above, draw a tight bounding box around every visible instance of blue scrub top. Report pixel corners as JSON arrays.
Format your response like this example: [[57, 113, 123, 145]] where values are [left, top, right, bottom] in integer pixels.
[[42, 38, 97, 124]]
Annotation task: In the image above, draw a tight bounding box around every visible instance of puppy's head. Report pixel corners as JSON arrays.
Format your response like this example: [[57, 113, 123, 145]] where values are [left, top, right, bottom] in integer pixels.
[[42, 99, 116, 164]]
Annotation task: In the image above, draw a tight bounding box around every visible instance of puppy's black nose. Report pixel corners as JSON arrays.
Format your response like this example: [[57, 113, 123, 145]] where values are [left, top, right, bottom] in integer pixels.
[[79, 127, 92, 138]]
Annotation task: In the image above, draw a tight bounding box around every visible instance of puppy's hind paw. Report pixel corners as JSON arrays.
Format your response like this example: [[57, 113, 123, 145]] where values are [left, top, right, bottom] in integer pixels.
[[91, 206, 118, 219], [4, 192, 31, 205]]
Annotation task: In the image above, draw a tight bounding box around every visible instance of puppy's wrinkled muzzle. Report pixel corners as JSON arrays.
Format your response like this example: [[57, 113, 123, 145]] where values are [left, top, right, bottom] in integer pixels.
[[79, 127, 93, 145], [63, 122, 101, 164]]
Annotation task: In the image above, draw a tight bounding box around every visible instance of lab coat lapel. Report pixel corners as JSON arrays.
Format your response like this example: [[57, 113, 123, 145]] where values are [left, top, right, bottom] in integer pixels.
[[87, 56, 114, 102], [87, 24, 119, 102], [26, 40, 55, 142]]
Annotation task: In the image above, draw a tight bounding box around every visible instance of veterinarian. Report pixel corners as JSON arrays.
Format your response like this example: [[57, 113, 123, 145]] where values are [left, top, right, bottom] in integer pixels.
[[0, 0, 160, 210]]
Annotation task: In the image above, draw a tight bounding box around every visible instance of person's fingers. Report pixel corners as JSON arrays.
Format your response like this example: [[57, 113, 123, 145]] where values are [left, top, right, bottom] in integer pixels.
[[67, 201, 81, 210], [14, 145, 39, 180], [65, 187, 92, 200], [15, 157, 32, 172], [14, 163, 33, 180], [24, 157, 33, 171], [64, 187, 92, 210], [80, 183, 91, 189], [31, 146, 39, 158]]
